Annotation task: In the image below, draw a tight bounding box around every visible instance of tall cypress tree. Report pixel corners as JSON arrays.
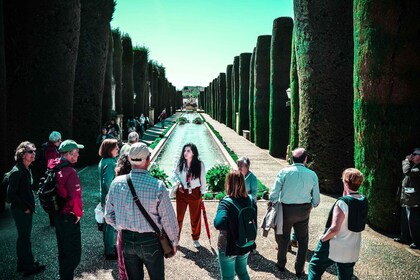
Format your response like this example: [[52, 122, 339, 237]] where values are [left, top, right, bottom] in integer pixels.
[[133, 46, 149, 116], [4, 0, 81, 162], [269, 17, 293, 158], [73, 0, 115, 164], [294, 0, 353, 193], [219, 73, 227, 124], [249, 48, 256, 142], [0, 0, 7, 180], [232, 56, 240, 132], [289, 26, 299, 155], [238, 53, 252, 134], [112, 29, 122, 114], [254, 35, 271, 149], [121, 34, 134, 122], [226, 64, 233, 128], [354, 0, 420, 231], [102, 25, 113, 125]]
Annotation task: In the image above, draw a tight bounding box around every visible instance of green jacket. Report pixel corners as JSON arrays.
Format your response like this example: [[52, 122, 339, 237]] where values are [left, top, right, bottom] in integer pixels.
[[99, 157, 116, 206], [401, 160, 420, 207]]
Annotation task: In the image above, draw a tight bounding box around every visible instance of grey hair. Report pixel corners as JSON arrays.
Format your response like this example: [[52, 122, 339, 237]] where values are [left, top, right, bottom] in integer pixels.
[[49, 131, 62, 142], [237, 156, 250, 167]]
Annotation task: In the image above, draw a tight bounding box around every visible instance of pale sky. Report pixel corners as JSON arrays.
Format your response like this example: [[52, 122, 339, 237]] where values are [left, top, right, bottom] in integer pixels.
[[111, 0, 293, 89]]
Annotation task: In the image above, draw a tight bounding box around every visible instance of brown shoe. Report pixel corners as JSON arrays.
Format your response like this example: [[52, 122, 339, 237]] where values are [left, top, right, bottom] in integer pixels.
[[290, 240, 298, 248]]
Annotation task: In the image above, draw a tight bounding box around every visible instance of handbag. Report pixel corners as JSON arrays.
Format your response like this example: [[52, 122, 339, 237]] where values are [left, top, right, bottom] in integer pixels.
[[126, 174, 175, 258], [94, 203, 104, 231]]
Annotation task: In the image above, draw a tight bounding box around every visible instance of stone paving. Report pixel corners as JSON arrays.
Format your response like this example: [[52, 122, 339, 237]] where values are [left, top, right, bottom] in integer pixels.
[[0, 112, 419, 279]]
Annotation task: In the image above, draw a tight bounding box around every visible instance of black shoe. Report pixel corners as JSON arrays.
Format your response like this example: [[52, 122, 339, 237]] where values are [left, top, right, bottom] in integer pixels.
[[23, 263, 46, 277], [275, 263, 285, 272], [105, 253, 118, 260], [296, 271, 305, 278], [16, 265, 24, 273], [394, 238, 409, 244], [409, 243, 418, 249]]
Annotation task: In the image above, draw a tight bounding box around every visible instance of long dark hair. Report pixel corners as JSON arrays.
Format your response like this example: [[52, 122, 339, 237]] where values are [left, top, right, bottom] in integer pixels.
[[177, 143, 201, 179]]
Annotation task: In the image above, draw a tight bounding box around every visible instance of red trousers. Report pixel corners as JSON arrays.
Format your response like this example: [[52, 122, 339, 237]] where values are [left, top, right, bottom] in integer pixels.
[[176, 188, 202, 241]]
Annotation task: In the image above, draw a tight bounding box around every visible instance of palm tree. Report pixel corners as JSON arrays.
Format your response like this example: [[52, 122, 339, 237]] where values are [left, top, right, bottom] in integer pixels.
[[73, 0, 115, 165], [354, 0, 420, 231], [254, 35, 271, 149], [294, 0, 353, 193]]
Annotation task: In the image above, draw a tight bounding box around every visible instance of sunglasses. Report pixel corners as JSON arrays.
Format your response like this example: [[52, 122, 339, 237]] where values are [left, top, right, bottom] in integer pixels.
[[412, 153, 420, 156], [26, 150, 36, 154]]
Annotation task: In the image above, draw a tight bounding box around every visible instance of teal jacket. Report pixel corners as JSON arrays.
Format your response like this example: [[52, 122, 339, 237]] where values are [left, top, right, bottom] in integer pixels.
[[99, 157, 116, 206]]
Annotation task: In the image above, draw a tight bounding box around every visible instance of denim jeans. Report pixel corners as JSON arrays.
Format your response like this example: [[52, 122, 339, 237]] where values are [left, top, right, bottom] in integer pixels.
[[218, 251, 250, 280], [122, 231, 164, 280]]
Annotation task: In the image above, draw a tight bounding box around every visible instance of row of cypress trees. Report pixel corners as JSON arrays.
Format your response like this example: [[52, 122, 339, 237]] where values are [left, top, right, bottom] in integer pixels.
[[203, 0, 420, 232], [0, 1, 181, 169]]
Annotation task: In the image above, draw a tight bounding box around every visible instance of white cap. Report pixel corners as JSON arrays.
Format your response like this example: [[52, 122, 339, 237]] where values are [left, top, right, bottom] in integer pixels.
[[129, 143, 151, 162]]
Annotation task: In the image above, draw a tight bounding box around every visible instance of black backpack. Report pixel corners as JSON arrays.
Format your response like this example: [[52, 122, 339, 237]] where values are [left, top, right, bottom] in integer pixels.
[[1, 170, 13, 203], [225, 197, 257, 248], [37, 162, 70, 214]]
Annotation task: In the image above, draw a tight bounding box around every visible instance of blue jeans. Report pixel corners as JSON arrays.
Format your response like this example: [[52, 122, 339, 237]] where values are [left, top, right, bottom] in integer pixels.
[[218, 251, 250, 280], [122, 231, 164, 280]]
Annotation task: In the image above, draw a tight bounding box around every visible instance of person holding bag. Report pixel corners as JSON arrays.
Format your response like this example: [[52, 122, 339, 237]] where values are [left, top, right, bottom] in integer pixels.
[[105, 143, 178, 280]]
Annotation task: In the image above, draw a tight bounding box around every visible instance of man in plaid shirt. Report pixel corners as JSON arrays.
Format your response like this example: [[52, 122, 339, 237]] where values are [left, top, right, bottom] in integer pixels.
[[105, 142, 178, 280]]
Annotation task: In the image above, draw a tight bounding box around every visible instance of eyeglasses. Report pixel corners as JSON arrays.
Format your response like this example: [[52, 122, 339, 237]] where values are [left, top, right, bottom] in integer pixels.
[[26, 150, 36, 154], [413, 153, 420, 156]]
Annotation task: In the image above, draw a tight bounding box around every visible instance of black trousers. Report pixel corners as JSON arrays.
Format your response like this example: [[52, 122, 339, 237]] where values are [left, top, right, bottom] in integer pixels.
[[400, 206, 420, 245], [11, 207, 35, 270], [55, 214, 81, 280]]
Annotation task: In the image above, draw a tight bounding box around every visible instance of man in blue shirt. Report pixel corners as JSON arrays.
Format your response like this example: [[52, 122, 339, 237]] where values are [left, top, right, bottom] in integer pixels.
[[269, 147, 320, 278]]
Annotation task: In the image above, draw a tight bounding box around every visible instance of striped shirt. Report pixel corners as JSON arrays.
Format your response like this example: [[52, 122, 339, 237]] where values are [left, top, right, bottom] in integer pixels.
[[104, 168, 179, 246]]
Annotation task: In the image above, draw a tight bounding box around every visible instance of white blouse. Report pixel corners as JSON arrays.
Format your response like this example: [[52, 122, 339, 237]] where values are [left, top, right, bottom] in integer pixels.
[[173, 162, 206, 193]]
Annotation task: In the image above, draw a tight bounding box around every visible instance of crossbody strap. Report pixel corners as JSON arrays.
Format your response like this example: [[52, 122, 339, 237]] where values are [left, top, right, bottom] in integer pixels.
[[126, 174, 161, 234]]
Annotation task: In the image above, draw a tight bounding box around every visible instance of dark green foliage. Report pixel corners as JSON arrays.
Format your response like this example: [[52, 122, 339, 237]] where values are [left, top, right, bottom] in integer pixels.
[[238, 53, 252, 134], [232, 56, 239, 132], [4, 0, 81, 167], [294, 0, 353, 193], [202, 192, 214, 200], [149, 163, 172, 188], [0, 0, 7, 175], [121, 34, 134, 119], [133, 46, 149, 117], [205, 121, 239, 162], [289, 27, 299, 158], [218, 73, 227, 124], [112, 29, 123, 113], [177, 116, 188, 124], [206, 164, 231, 193], [192, 117, 203, 124], [226, 64, 233, 128], [149, 137, 162, 150], [254, 35, 271, 149], [215, 191, 226, 200], [256, 179, 269, 200], [354, 0, 420, 231], [102, 26, 113, 125], [249, 48, 256, 142], [73, 0, 115, 165], [269, 17, 293, 158]]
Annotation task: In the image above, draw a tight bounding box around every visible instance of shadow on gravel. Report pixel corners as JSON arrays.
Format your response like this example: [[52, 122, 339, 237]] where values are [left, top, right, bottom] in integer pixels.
[[178, 245, 220, 279]]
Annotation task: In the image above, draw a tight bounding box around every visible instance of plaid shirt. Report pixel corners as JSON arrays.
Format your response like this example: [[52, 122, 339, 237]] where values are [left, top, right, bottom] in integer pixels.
[[105, 168, 179, 246]]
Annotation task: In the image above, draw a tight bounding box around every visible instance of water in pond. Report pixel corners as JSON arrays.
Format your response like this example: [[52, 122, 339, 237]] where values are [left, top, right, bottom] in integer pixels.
[[154, 112, 228, 180]]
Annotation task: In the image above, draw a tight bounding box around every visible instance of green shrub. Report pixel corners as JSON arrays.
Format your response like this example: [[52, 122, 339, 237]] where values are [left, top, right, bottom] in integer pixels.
[[256, 179, 269, 200], [149, 163, 172, 188], [206, 164, 231, 193], [177, 116, 188, 124], [192, 117, 203, 124], [202, 192, 214, 200], [149, 137, 162, 149], [215, 191, 226, 200]]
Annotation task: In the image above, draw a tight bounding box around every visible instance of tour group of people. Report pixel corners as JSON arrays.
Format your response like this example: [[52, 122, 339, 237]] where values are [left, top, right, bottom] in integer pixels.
[[4, 123, 419, 279]]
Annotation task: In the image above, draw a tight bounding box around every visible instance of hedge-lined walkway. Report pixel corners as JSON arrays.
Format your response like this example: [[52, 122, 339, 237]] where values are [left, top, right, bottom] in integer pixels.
[[0, 113, 418, 279]]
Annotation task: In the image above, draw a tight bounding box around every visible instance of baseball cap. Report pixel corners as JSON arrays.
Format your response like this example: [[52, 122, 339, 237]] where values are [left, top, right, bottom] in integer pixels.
[[129, 142, 151, 162], [413, 148, 420, 155], [59, 139, 84, 152]]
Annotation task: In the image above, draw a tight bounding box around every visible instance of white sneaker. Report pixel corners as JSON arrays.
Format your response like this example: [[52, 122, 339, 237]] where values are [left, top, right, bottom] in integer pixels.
[[193, 240, 201, 248]]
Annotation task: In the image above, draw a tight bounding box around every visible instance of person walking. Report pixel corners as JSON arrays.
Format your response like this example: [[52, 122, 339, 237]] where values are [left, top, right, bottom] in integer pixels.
[[269, 147, 320, 277], [173, 143, 206, 248], [214, 170, 257, 280], [49, 139, 84, 280], [158, 109, 167, 128], [308, 168, 368, 279], [105, 143, 179, 280], [7, 141, 46, 277], [98, 138, 119, 259], [394, 148, 420, 249]]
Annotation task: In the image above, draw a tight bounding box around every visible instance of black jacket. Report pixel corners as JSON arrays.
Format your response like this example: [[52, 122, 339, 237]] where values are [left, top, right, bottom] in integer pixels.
[[7, 162, 35, 212]]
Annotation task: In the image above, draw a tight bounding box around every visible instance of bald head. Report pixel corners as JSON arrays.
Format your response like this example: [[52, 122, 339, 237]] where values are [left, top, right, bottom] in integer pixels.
[[292, 148, 307, 164]]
